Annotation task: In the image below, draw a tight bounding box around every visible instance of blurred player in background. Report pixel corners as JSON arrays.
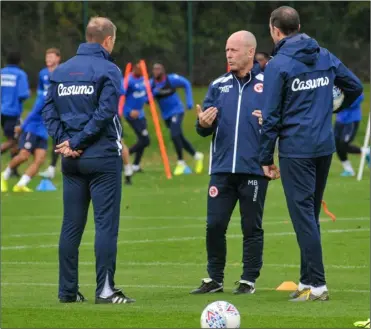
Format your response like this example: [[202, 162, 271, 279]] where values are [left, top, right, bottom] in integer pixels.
[[1, 48, 60, 192], [151, 63, 204, 175], [255, 52, 270, 71], [120, 62, 150, 174], [0, 51, 30, 177], [121, 143, 133, 185], [38, 49, 63, 179], [334, 92, 370, 176]]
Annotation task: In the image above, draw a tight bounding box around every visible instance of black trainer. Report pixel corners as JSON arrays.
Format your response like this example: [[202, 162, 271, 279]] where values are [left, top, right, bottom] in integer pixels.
[[59, 291, 86, 303], [233, 280, 256, 294], [190, 278, 223, 294], [95, 289, 135, 304], [124, 175, 133, 185]]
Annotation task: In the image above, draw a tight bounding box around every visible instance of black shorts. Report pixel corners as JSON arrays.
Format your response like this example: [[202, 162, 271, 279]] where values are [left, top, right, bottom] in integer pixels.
[[334, 121, 359, 143], [1, 114, 20, 138]]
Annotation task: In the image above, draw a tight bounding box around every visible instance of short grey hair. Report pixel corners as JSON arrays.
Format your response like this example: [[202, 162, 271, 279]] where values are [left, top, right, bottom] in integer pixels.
[[85, 16, 117, 43]]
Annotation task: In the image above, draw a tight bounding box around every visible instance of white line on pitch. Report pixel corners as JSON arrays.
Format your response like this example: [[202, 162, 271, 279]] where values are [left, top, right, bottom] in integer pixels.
[[2, 228, 369, 251], [0, 282, 368, 294], [1, 261, 367, 270], [2, 214, 368, 222], [2, 217, 369, 239]]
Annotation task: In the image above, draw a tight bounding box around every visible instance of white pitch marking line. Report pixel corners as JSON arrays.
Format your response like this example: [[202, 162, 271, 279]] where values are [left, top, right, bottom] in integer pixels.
[[1, 228, 369, 251], [0, 282, 368, 294], [2, 217, 369, 239], [1, 261, 367, 270], [2, 214, 368, 222]]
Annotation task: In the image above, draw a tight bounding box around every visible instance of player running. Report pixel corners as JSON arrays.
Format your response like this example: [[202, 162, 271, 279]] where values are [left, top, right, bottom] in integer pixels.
[[334, 92, 370, 176], [1, 48, 60, 192], [150, 63, 204, 175], [120, 62, 150, 173], [1, 51, 31, 177]]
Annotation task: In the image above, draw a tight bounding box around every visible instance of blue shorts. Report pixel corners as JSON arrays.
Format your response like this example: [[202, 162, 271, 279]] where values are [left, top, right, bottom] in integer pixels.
[[126, 117, 149, 139], [19, 132, 48, 153], [1, 114, 20, 138], [164, 113, 184, 137], [334, 121, 359, 143]]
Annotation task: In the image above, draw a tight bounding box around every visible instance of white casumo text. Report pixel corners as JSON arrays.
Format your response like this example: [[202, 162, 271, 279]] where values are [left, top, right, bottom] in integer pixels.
[[58, 84, 94, 96], [291, 77, 329, 92]]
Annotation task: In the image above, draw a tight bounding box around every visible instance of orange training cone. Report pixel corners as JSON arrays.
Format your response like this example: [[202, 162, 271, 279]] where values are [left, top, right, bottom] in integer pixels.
[[276, 281, 298, 291]]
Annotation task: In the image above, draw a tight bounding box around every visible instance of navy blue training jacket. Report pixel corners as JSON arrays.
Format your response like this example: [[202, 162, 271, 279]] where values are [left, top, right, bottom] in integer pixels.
[[196, 66, 265, 176], [259, 33, 363, 165], [42, 43, 123, 158]]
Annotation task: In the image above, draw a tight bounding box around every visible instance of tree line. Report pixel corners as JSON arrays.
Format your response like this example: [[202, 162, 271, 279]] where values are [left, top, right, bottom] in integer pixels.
[[1, 1, 369, 87]]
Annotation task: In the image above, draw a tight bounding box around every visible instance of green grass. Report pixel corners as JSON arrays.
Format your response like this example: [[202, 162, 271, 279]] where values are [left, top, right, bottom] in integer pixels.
[[1, 86, 370, 328]]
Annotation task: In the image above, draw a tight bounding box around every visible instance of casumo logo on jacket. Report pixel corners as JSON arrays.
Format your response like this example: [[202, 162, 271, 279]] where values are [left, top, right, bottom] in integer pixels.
[[58, 83, 94, 96], [291, 77, 329, 91]]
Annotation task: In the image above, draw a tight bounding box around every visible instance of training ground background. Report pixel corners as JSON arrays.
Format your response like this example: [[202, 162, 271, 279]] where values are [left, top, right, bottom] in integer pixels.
[[1, 86, 370, 328]]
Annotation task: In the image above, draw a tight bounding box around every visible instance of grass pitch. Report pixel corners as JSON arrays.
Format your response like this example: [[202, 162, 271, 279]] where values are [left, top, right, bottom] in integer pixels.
[[1, 86, 370, 328]]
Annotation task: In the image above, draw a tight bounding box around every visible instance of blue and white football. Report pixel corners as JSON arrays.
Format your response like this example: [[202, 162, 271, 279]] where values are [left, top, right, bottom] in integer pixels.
[[333, 86, 344, 112]]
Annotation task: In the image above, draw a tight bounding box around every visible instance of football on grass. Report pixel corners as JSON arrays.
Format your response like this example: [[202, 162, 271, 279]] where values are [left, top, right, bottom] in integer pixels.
[[200, 301, 240, 328]]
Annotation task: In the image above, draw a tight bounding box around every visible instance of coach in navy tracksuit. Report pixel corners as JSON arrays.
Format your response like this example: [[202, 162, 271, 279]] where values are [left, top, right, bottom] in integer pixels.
[[190, 31, 274, 295], [42, 17, 135, 305], [259, 6, 363, 301]]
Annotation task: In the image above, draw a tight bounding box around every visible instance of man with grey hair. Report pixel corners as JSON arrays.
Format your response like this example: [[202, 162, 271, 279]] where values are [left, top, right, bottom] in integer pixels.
[[190, 31, 277, 295], [42, 16, 135, 304], [259, 6, 363, 301]]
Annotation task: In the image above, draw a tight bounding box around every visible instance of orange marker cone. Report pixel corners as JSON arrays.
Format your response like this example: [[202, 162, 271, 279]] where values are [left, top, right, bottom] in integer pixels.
[[118, 62, 132, 117], [276, 281, 298, 291], [139, 59, 172, 179], [322, 200, 336, 222]]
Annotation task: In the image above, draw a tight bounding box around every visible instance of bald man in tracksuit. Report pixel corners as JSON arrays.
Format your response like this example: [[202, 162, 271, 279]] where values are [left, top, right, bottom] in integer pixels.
[[190, 30, 274, 295]]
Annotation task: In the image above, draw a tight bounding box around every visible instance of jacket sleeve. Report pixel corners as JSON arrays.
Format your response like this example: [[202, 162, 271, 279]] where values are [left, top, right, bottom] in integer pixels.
[[37, 71, 45, 96], [350, 93, 364, 110], [196, 82, 218, 137], [331, 54, 363, 112], [259, 61, 284, 166], [17, 72, 30, 101], [120, 77, 127, 96], [69, 67, 122, 150], [41, 83, 70, 144], [23, 73, 48, 128], [168, 74, 193, 109]]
